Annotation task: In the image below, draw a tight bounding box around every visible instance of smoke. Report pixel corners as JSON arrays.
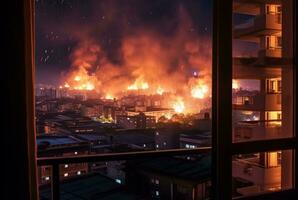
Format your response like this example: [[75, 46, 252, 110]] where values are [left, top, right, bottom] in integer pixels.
[[62, 3, 212, 112]]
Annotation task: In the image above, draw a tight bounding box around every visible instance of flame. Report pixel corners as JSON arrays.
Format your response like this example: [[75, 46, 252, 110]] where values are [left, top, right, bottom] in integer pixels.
[[105, 94, 114, 100], [191, 84, 208, 99], [63, 67, 97, 91], [85, 83, 95, 90], [74, 76, 81, 81], [64, 83, 70, 88], [60, 7, 213, 113], [233, 79, 239, 89], [165, 113, 173, 119], [156, 86, 164, 95], [173, 98, 185, 113], [127, 77, 149, 90]]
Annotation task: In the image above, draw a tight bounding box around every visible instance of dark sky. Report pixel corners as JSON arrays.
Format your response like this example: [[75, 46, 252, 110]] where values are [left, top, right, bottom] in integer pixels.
[[35, 0, 213, 85]]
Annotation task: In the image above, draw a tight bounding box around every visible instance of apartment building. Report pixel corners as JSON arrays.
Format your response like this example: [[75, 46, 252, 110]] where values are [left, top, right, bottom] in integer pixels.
[[232, 0, 294, 197]]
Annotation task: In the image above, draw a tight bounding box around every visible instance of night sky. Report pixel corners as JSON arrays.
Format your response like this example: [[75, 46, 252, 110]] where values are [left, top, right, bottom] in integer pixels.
[[35, 0, 213, 85]]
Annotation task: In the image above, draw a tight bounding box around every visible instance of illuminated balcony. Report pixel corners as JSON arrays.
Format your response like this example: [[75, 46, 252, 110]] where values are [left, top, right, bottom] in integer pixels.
[[258, 48, 282, 58], [233, 157, 281, 196], [233, 120, 282, 142], [233, 0, 282, 15], [234, 14, 281, 41], [233, 93, 281, 111]]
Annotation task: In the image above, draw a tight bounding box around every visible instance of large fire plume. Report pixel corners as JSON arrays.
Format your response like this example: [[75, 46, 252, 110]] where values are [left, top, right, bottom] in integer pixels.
[[61, 6, 212, 114]]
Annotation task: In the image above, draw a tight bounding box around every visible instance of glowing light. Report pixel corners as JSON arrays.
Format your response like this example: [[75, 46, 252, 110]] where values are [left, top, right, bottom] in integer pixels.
[[74, 76, 81, 81], [105, 94, 114, 100], [127, 84, 138, 90], [141, 82, 149, 89], [232, 80, 239, 89], [164, 113, 173, 119], [64, 83, 70, 88], [173, 98, 185, 113], [156, 86, 164, 95], [127, 78, 149, 90], [85, 83, 94, 90], [191, 85, 208, 99]]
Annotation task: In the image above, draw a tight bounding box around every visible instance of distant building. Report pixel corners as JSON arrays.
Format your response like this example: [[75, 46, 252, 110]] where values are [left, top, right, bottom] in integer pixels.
[[39, 173, 139, 199], [110, 129, 156, 150], [126, 155, 211, 200], [37, 135, 90, 185], [116, 113, 156, 129], [126, 107, 175, 123], [180, 131, 211, 149]]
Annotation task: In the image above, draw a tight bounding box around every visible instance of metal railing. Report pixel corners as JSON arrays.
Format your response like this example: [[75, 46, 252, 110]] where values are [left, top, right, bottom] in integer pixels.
[[37, 147, 212, 200]]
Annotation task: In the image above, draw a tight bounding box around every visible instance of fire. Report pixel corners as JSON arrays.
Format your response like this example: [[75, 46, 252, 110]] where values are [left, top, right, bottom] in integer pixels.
[[156, 86, 164, 95], [232, 79, 239, 90], [127, 77, 149, 90], [191, 84, 208, 99], [60, 7, 212, 113], [74, 76, 81, 81], [189, 77, 210, 99], [72, 82, 94, 90], [62, 66, 98, 91], [64, 83, 70, 88], [105, 94, 114, 100], [85, 83, 95, 90], [173, 98, 185, 113]]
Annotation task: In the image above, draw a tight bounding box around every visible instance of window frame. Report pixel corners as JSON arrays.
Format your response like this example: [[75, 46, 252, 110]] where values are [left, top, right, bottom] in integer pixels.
[[212, 0, 298, 200], [22, 0, 297, 200]]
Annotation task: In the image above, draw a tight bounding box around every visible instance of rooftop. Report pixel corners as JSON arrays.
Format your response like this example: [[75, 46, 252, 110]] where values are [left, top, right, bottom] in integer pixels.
[[39, 173, 138, 200], [128, 154, 211, 184]]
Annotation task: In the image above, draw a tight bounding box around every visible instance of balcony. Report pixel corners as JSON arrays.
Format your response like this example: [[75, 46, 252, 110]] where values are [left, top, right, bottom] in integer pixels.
[[233, 158, 281, 196], [234, 14, 281, 41], [258, 49, 282, 58], [234, 120, 282, 142], [233, 0, 282, 15], [233, 93, 281, 111]]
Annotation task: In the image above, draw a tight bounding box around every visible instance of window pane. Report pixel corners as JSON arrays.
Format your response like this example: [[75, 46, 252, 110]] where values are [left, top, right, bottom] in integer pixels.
[[38, 153, 211, 200], [232, 150, 293, 198], [35, 0, 213, 199], [232, 0, 295, 142], [35, 0, 212, 153]]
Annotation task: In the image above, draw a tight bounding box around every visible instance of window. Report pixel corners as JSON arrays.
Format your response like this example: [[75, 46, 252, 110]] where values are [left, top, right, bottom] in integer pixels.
[[232, 0, 296, 199], [17, 0, 294, 200], [35, 0, 213, 199]]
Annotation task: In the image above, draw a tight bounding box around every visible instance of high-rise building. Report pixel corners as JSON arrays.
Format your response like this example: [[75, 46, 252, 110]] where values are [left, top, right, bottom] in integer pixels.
[[232, 0, 293, 197]]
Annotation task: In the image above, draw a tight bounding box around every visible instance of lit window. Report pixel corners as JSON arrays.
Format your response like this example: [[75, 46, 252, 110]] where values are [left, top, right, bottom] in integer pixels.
[[77, 171, 81, 175], [45, 176, 50, 181], [155, 191, 159, 196], [64, 164, 68, 168], [64, 173, 69, 177]]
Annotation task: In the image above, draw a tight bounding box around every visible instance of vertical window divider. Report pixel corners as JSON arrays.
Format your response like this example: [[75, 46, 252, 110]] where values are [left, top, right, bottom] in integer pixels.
[[293, 0, 298, 191], [212, 0, 233, 199]]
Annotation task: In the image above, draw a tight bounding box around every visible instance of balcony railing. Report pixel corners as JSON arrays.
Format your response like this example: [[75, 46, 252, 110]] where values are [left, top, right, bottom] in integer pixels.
[[37, 147, 212, 200], [234, 14, 282, 39], [233, 93, 281, 110]]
